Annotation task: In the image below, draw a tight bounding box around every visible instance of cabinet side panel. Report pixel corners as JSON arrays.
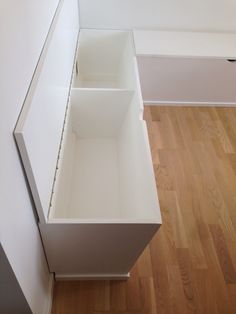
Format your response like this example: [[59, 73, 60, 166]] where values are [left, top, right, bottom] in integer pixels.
[[15, 0, 79, 222]]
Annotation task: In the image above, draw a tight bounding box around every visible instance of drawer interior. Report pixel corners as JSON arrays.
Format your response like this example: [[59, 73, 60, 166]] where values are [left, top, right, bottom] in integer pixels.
[[74, 30, 134, 89], [50, 89, 158, 220], [48, 29, 159, 221]]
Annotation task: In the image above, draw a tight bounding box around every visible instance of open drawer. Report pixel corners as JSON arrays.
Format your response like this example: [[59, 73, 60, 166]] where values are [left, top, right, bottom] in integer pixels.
[[14, 0, 161, 279]]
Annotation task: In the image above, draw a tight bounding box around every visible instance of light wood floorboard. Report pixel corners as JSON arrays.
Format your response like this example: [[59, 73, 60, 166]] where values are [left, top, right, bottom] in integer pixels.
[[52, 106, 236, 314]]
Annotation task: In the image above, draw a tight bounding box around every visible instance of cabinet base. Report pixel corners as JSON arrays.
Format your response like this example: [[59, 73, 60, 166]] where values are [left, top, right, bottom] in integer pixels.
[[55, 273, 130, 281]]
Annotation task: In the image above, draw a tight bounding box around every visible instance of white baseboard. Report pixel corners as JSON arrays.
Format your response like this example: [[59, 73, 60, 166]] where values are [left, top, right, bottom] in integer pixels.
[[55, 273, 130, 281], [143, 100, 236, 107], [43, 274, 54, 314]]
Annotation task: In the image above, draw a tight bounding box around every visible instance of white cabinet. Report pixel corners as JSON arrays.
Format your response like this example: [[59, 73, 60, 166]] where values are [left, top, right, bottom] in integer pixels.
[[134, 30, 236, 105], [15, 0, 161, 279]]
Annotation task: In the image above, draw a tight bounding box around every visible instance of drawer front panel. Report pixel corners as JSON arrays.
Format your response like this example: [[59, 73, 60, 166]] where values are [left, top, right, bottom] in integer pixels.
[[40, 222, 160, 275], [137, 56, 236, 104]]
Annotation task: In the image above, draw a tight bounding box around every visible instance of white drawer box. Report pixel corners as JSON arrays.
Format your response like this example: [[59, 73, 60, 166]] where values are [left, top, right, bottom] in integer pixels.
[[15, 0, 161, 279], [134, 30, 236, 105]]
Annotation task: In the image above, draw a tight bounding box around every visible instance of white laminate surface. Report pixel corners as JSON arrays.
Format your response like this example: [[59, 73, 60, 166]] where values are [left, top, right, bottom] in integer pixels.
[[134, 30, 236, 59]]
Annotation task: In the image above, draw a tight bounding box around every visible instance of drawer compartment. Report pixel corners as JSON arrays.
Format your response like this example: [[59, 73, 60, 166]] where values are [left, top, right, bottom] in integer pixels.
[[52, 89, 134, 219], [75, 30, 134, 89], [51, 89, 158, 221]]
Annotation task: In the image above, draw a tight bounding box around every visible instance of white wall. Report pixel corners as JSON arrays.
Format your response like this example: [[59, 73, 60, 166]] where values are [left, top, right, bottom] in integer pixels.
[[79, 0, 236, 32], [0, 244, 31, 314], [0, 0, 60, 313]]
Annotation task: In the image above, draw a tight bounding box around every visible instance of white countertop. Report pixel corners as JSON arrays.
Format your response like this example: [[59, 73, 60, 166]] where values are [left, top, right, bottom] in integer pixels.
[[133, 30, 236, 59]]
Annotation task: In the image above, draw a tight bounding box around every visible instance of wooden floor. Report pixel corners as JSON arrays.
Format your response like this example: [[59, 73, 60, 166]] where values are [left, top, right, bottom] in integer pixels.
[[52, 106, 236, 314]]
